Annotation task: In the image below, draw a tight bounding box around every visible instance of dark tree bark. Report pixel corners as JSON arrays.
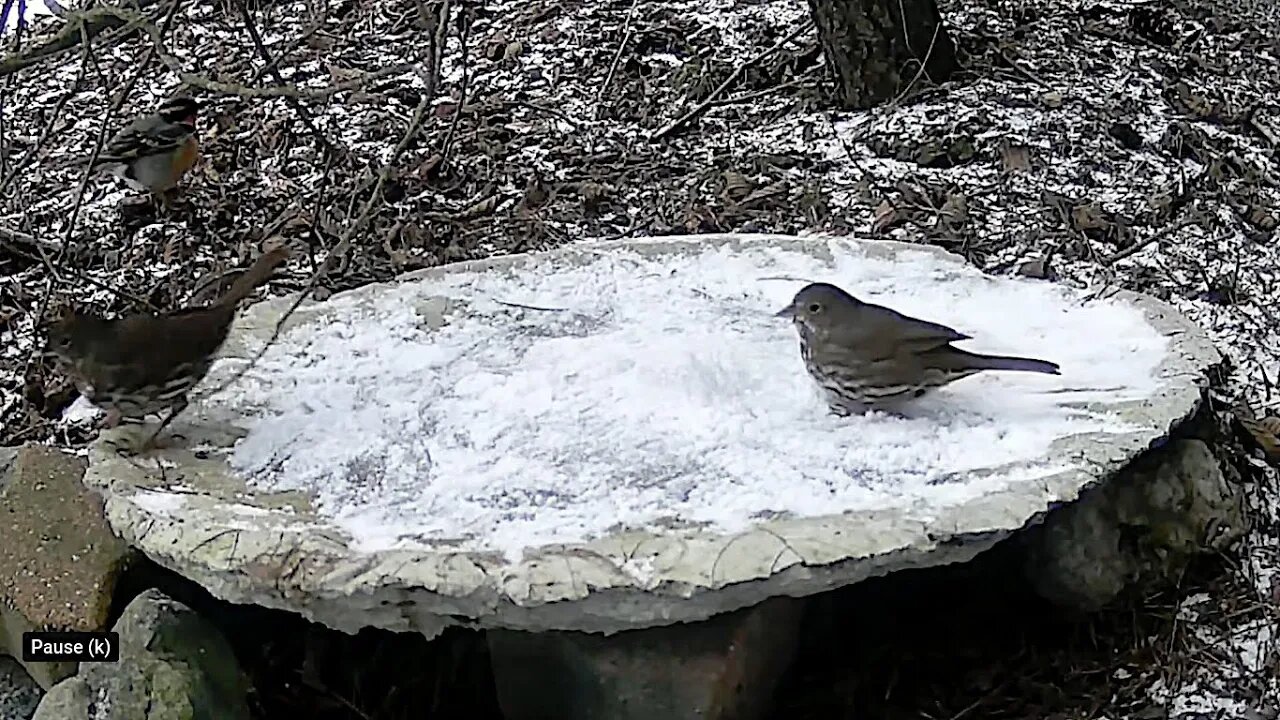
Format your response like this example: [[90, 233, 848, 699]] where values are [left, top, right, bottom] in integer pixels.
[[807, 0, 957, 109]]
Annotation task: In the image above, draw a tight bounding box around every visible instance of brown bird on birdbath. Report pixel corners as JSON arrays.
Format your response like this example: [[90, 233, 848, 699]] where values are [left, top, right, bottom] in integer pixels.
[[46, 245, 290, 447], [776, 282, 1061, 416]]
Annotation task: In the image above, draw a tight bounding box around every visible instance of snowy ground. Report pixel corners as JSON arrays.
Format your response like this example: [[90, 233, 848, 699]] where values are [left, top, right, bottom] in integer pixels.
[[1, 0, 1278, 716], [212, 240, 1167, 558]]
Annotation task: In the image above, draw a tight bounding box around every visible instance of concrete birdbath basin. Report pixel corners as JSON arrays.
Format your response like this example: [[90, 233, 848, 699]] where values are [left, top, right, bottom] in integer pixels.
[[81, 233, 1220, 718]]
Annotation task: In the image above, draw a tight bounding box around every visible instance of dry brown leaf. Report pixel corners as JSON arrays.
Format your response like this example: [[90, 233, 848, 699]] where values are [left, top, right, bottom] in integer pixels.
[[578, 181, 611, 212], [413, 153, 443, 179], [1070, 203, 1110, 232], [851, 177, 875, 202], [484, 31, 509, 60], [523, 175, 550, 209], [386, 248, 409, 267], [1000, 142, 1032, 172], [1039, 91, 1063, 108], [940, 192, 968, 226], [1174, 81, 1216, 119], [722, 170, 753, 202], [456, 195, 499, 220], [304, 33, 335, 52], [1247, 205, 1278, 231], [1016, 256, 1053, 280], [1237, 414, 1280, 464], [738, 181, 787, 208], [872, 199, 902, 234], [325, 64, 363, 83]]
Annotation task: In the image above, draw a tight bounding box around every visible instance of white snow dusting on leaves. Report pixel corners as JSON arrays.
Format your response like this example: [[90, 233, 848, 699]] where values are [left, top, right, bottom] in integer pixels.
[[213, 241, 1168, 560]]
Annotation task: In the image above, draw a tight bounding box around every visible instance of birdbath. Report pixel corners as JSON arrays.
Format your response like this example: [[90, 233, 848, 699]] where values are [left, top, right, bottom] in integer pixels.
[[81, 234, 1219, 720]]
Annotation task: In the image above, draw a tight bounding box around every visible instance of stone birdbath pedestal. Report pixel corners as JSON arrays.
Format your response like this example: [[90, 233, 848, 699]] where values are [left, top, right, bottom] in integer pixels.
[[81, 234, 1226, 719]]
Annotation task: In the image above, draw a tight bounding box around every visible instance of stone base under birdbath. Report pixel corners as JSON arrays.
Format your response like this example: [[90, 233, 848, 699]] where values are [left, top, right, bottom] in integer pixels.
[[76, 234, 1225, 718]]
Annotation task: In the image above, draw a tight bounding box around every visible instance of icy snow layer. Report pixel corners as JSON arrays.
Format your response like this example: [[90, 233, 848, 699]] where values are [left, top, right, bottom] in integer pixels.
[[210, 240, 1171, 560]]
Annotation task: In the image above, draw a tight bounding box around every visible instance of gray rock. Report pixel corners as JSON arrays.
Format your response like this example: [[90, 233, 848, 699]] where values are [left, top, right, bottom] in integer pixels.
[[0, 445, 135, 689], [0, 655, 42, 720], [1025, 437, 1243, 610], [31, 589, 251, 720]]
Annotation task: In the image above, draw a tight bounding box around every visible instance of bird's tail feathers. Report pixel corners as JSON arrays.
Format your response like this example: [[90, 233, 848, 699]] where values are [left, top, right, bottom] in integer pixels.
[[215, 246, 290, 308], [946, 348, 1061, 375]]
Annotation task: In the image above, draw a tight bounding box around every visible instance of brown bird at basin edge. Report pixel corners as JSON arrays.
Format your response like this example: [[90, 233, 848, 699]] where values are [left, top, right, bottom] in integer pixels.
[[46, 245, 290, 447], [775, 283, 1061, 416]]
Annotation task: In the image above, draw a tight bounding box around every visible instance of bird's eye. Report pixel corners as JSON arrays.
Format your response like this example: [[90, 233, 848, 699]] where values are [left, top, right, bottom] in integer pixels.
[[807, 303, 822, 313]]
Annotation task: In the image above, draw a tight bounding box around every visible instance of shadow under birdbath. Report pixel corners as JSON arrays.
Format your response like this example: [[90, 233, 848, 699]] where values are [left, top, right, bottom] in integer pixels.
[[80, 233, 1220, 720]]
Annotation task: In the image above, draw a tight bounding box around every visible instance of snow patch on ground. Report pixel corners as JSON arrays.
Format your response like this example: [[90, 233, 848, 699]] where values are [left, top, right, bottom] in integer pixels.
[[211, 240, 1170, 559]]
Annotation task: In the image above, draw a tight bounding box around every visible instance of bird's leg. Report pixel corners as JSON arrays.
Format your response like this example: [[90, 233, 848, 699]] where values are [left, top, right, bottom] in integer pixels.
[[151, 189, 171, 215], [142, 398, 189, 449]]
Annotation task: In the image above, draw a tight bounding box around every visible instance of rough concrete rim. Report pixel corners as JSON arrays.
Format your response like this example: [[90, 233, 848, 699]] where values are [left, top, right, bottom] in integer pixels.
[[81, 234, 1222, 636]]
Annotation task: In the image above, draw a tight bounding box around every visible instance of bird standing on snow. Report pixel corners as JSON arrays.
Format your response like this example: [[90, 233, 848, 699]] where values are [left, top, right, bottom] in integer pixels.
[[91, 95, 202, 207], [775, 282, 1061, 416], [45, 245, 289, 448]]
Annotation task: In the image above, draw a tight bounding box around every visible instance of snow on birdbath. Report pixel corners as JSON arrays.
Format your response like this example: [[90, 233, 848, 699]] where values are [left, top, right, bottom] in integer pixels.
[[81, 234, 1219, 636]]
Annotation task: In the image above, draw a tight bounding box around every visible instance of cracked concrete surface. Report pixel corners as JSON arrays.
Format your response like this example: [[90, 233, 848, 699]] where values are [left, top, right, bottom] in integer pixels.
[[78, 235, 1221, 636]]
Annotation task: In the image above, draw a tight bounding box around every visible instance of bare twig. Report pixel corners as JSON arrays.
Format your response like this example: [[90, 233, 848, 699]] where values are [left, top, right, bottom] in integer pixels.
[[0, 223, 61, 251], [0, 1, 161, 79], [998, 50, 1053, 89], [890, 21, 943, 105], [709, 77, 812, 108], [594, 0, 640, 115], [0, 0, 24, 181], [651, 20, 812, 141], [189, 62, 418, 98], [100, 5, 418, 99], [438, 5, 471, 171], [232, 0, 343, 159], [1105, 218, 1202, 264], [0, 17, 92, 198], [247, 3, 329, 84], [422, 0, 451, 100], [202, 77, 435, 398], [492, 298, 567, 312], [756, 274, 820, 284]]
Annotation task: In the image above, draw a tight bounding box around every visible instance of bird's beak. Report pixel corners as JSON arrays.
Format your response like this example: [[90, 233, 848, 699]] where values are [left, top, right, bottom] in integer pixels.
[[774, 304, 794, 318]]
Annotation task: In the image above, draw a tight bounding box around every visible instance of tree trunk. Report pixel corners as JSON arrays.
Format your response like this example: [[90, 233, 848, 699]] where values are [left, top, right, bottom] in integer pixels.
[[807, 0, 957, 109]]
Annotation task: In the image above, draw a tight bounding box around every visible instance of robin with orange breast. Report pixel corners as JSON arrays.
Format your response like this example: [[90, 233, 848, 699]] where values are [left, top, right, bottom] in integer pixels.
[[91, 95, 202, 206]]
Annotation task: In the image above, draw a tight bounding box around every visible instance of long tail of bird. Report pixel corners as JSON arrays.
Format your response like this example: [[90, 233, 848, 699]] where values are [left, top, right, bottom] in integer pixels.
[[215, 246, 290, 308], [951, 348, 1061, 375]]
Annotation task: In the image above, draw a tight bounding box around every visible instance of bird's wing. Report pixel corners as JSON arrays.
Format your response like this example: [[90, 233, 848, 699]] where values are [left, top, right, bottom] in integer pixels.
[[106, 310, 231, 384], [853, 302, 971, 355], [94, 115, 191, 165]]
